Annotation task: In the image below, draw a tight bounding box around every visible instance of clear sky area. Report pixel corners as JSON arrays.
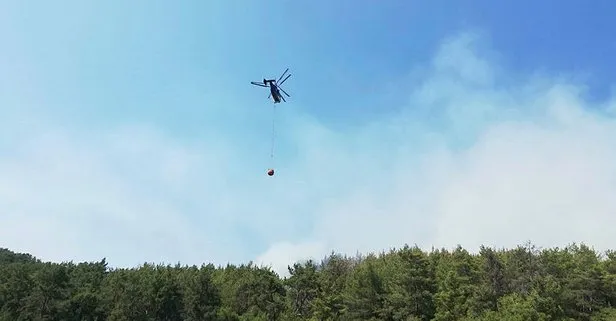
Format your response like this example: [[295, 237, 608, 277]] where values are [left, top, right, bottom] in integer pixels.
[[2, 0, 616, 275]]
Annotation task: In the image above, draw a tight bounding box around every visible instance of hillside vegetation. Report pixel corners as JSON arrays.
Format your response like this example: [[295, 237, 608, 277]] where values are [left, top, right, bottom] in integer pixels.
[[1, 243, 616, 320]]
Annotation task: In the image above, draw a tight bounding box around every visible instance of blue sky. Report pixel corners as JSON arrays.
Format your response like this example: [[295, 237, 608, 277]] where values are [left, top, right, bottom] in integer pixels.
[[2, 1, 616, 275]]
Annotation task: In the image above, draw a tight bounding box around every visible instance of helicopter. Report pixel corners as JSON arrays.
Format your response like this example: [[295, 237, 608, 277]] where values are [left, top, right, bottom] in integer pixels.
[[251, 68, 291, 103]]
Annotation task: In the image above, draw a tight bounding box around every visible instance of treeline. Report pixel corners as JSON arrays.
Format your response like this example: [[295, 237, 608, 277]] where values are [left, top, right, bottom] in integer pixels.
[[1, 243, 616, 321]]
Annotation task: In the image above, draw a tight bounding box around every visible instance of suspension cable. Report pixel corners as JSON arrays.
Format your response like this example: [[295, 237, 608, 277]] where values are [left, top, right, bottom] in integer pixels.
[[270, 104, 276, 161]]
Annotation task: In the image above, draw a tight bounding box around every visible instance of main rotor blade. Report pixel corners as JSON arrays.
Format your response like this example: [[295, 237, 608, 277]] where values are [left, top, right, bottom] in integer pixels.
[[251, 81, 268, 87], [281, 95, 286, 102], [279, 87, 290, 97], [278, 74, 291, 86], [277, 68, 289, 83]]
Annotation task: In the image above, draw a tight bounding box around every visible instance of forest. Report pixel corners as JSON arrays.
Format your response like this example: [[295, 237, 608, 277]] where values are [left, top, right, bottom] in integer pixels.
[[1, 242, 616, 321]]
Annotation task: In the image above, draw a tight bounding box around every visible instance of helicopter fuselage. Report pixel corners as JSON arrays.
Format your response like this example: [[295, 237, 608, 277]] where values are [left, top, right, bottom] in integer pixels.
[[270, 84, 282, 103], [264, 79, 282, 103]]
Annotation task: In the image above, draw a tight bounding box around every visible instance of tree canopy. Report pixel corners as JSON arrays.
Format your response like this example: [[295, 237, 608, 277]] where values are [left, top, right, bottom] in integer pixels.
[[1, 243, 616, 320]]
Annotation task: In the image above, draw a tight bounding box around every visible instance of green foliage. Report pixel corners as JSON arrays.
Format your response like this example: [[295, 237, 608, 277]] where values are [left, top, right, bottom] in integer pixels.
[[2, 242, 616, 320], [285, 260, 319, 319]]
